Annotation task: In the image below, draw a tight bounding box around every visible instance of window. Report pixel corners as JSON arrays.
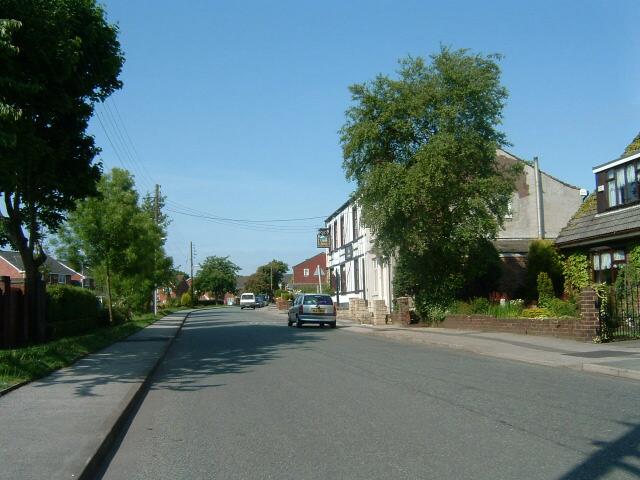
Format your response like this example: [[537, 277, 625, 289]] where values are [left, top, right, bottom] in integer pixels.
[[333, 220, 338, 249], [340, 264, 347, 293], [303, 295, 333, 305], [353, 207, 359, 239], [592, 249, 626, 283], [303, 268, 309, 277], [340, 215, 346, 246], [353, 259, 359, 292], [606, 161, 640, 208], [48, 274, 68, 285], [328, 224, 333, 252]]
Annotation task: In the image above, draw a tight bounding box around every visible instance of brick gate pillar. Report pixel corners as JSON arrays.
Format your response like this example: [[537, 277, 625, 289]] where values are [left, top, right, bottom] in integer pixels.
[[578, 288, 599, 341]]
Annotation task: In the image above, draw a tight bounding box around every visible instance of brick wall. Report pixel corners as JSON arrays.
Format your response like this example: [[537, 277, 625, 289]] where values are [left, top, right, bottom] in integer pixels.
[[292, 253, 327, 286], [0, 257, 21, 279], [433, 289, 600, 342], [434, 315, 588, 340]]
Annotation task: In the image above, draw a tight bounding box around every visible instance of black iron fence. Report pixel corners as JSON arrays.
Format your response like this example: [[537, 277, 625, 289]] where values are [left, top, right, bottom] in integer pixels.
[[600, 282, 640, 340]]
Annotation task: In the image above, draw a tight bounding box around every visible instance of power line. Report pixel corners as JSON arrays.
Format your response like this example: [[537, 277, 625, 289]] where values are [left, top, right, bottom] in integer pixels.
[[166, 208, 322, 233]]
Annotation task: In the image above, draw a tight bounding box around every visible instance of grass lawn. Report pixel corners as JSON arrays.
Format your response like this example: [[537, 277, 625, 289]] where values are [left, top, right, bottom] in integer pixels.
[[0, 309, 187, 392]]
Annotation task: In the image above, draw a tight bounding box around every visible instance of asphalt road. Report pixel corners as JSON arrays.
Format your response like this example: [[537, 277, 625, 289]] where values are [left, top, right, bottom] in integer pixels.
[[98, 307, 640, 480]]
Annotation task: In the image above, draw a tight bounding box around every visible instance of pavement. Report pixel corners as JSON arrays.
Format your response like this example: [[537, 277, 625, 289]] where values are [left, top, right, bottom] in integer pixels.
[[1, 305, 640, 479], [0, 310, 191, 480]]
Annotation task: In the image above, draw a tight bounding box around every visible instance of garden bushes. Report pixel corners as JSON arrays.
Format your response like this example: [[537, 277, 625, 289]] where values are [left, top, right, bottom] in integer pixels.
[[526, 240, 564, 300], [46, 285, 101, 338], [180, 292, 192, 306]]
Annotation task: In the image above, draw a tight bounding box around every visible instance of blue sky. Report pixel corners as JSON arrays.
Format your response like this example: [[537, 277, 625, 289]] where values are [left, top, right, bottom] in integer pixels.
[[90, 0, 640, 274]]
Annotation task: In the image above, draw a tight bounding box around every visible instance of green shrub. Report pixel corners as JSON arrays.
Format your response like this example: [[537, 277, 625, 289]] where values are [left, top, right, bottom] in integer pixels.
[[537, 272, 554, 307], [98, 304, 131, 325], [545, 298, 578, 317], [420, 304, 448, 323], [46, 285, 100, 337], [521, 307, 551, 318], [487, 300, 525, 318], [458, 239, 502, 299], [526, 240, 564, 300], [450, 301, 473, 315], [470, 297, 490, 314], [180, 292, 192, 307], [165, 296, 181, 308], [628, 243, 640, 270], [562, 252, 590, 297]]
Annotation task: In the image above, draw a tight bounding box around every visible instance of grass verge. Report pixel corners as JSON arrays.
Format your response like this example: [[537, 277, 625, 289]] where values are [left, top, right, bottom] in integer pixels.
[[0, 309, 186, 392]]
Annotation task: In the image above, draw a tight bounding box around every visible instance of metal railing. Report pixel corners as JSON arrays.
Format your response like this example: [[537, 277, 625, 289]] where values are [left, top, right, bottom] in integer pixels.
[[602, 282, 640, 340]]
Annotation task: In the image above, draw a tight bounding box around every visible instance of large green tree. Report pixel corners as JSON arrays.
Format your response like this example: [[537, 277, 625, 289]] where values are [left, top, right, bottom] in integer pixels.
[[244, 260, 288, 296], [341, 48, 519, 316], [0, 0, 123, 338], [195, 256, 240, 301], [56, 169, 171, 322], [0, 19, 22, 149]]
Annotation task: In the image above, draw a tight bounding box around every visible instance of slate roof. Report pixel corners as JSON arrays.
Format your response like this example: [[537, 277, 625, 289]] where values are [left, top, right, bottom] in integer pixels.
[[0, 251, 79, 276], [555, 197, 640, 248], [493, 239, 534, 254]]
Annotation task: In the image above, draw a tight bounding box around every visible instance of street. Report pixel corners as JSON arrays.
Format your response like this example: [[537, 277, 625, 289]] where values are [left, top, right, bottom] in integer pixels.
[[98, 307, 640, 480]]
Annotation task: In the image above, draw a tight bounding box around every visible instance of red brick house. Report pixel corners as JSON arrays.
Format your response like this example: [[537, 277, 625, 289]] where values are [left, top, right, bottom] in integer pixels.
[[0, 250, 89, 287], [291, 253, 328, 290]]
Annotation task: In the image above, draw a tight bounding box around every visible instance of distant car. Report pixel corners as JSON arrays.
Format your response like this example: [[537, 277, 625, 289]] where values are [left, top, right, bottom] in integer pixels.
[[255, 294, 267, 308], [240, 293, 257, 309], [287, 294, 336, 328]]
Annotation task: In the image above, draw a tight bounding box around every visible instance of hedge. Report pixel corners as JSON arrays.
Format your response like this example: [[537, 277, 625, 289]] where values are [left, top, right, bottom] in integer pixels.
[[46, 285, 101, 338]]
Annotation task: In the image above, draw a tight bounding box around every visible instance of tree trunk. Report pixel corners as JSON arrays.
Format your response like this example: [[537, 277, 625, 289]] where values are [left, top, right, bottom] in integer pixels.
[[3, 194, 47, 344], [105, 261, 114, 324]]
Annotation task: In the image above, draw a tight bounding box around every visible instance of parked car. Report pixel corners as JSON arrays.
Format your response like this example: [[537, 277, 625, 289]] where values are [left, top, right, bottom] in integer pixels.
[[255, 294, 267, 308], [240, 293, 257, 309], [287, 293, 336, 328]]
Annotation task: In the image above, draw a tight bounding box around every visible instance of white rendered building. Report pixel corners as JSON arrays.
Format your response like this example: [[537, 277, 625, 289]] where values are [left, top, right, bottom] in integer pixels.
[[325, 200, 393, 312]]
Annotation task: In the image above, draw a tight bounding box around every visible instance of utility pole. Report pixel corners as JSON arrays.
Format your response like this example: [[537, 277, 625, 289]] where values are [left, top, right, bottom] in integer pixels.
[[153, 184, 160, 316], [190, 241, 194, 307], [270, 264, 273, 294]]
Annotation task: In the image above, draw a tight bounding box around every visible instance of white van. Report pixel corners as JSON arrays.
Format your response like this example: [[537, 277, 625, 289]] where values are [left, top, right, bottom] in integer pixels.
[[240, 293, 256, 309]]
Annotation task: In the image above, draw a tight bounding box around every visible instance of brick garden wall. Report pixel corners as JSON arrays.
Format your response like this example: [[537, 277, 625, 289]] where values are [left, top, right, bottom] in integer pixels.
[[432, 288, 600, 342], [433, 315, 587, 340]]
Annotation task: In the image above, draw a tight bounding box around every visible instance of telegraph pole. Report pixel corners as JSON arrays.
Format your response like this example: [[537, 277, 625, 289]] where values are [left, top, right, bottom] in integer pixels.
[[190, 241, 195, 307], [153, 184, 160, 316]]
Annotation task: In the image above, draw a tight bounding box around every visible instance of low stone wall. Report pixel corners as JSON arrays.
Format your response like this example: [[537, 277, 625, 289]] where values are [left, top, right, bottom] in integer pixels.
[[371, 299, 387, 325], [349, 298, 372, 324], [389, 297, 412, 326]]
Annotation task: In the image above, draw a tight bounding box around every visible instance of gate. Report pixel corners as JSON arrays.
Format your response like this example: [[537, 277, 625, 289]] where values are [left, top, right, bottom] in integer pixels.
[[599, 281, 640, 340]]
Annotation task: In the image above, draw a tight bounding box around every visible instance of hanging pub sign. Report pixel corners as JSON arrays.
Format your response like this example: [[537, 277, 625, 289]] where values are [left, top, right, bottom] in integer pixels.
[[317, 228, 330, 248]]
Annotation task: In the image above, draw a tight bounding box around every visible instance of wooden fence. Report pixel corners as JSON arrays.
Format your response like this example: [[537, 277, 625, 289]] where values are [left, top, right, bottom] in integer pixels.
[[0, 276, 46, 348]]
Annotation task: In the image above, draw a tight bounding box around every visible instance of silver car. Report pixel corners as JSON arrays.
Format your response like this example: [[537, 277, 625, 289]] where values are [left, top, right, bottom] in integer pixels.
[[287, 294, 336, 328]]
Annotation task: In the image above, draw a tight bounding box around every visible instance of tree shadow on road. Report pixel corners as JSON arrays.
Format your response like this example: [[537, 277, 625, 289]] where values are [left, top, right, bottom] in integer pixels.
[[30, 312, 324, 398], [557, 420, 640, 479], [152, 321, 324, 392]]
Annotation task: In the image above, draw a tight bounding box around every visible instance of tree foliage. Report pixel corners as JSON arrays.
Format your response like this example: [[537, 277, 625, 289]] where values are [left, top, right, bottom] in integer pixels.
[[0, 0, 123, 336], [194, 256, 240, 300], [623, 131, 640, 156], [562, 251, 590, 298], [525, 240, 564, 300], [244, 260, 288, 295], [55, 169, 172, 321], [0, 19, 22, 150], [340, 48, 518, 315]]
